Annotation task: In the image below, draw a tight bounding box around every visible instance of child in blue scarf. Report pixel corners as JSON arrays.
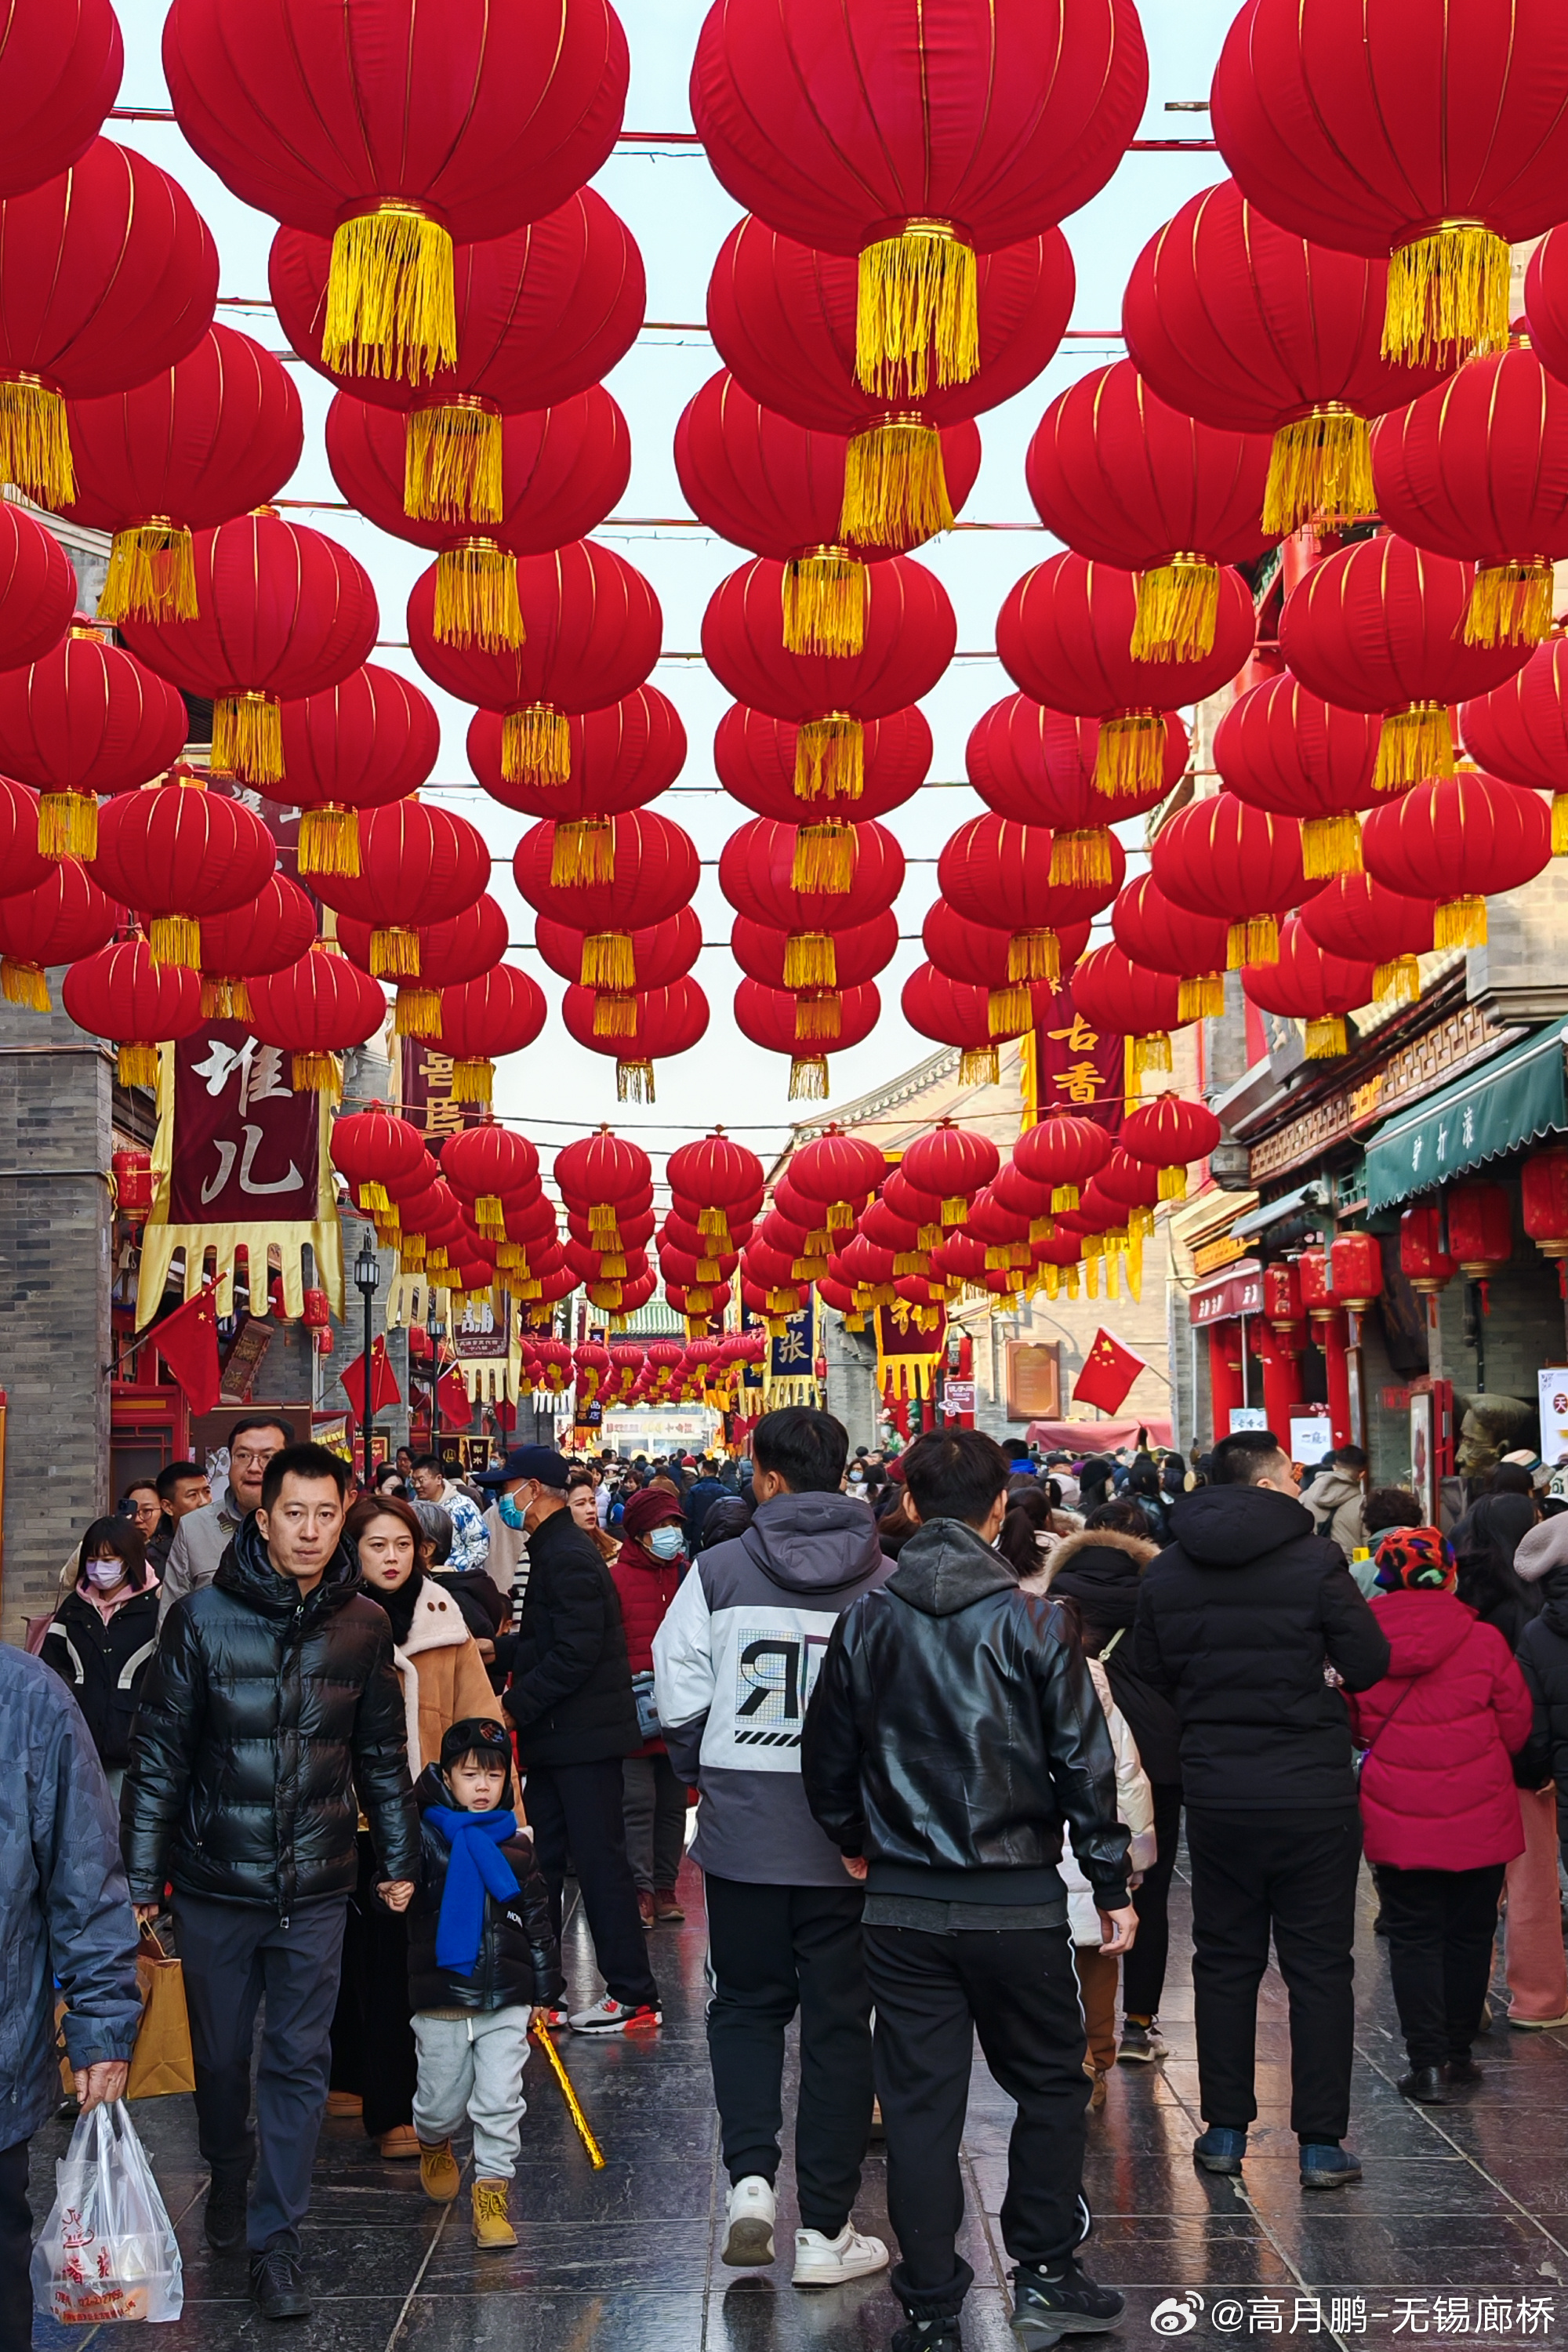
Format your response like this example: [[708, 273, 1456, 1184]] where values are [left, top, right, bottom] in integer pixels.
[[390, 1718, 563, 2249]]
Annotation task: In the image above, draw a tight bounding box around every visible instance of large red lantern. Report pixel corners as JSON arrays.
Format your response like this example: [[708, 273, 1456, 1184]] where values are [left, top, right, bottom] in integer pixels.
[[1278, 535, 1531, 793], [0, 0, 122, 199], [312, 800, 491, 977], [791, 1128, 886, 1228], [1121, 1094, 1222, 1202], [715, 704, 929, 844], [1214, 673, 1386, 880], [338, 895, 509, 1038], [0, 139, 218, 508], [535, 908, 702, 1011], [1112, 873, 1234, 1020], [1241, 914, 1377, 1058], [902, 963, 1047, 1086], [334, 1105, 432, 1214], [164, 0, 629, 387], [247, 942, 388, 1094], [62, 935, 203, 1085], [469, 688, 686, 862], [437, 967, 548, 1103], [923, 899, 1090, 1040], [1026, 361, 1276, 660], [1299, 873, 1437, 1007], [734, 976, 879, 1100], [515, 812, 698, 989], [997, 552, 1257, 795], [1362, 771, 1552, 949], [967, 695, 1185, 884], [1460, 637, 1568, 855], [89, 779, 278, 971], [666, 1132, 765, 1246], [563, 977, 710, 1102], [64, 325, 303, 626], [1400, 1201, 1457, 1297], [0, 623, 188, 859], [279, 664, 441, 879], [1211, 0, 1568, 366], [691, 0, 1145, 395], [1123, 180, 1450, 535], [702, 556, 955, 801], [0, 506, 73, 673], [1446, 1181, 1512, 1291], [408, 539, 661, 786], [1523, 1150, 1568, 1263], [731, 911, 897, 995], [1012, 1116, 1111, 1212], [120, 514, 378, 786], [198, 873, 318, 1019], [1150, 797, 1310, 969], [1330, 1232, 1383, 1312], [0, 779, 53, 905], [719, 817, 903, 987], [938, 812, 1123, 989], [1072, 943, 1186, 1075], [0, 860, 121, 1010]]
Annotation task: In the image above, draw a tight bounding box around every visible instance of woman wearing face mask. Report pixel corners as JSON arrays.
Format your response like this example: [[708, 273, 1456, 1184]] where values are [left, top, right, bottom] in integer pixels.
[[612, 1486, 691, 1928], [41, 1518, 158, 1798], [328, 1493, 497, 2158]]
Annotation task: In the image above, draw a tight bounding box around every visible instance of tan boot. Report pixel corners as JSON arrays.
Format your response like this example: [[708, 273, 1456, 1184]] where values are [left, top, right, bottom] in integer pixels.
[[471, 2177, 517, 2249], [325, 2090, 362, 2118], [419, 2140, 461, 2205]]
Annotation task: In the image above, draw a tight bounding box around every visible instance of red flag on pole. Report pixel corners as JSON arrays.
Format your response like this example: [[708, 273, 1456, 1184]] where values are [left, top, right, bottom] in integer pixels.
[[151, 1288, 222, 1417], [340, 1333, 403, 1416], [1073, 1328, 1148, 1417], [437, 1365, 472, 1428]]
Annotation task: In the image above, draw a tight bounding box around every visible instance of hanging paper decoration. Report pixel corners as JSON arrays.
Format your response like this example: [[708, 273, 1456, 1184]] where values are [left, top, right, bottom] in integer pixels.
[[62, 936, 204, 1087], [1112, 872, 1235, 1022], [1214, 673, 1387, 880], [1072, 944, 1187, 1076], [0, 505, 74, 673], [279, 664, 441, 880], [1460, 639, 1568, 856], [338, 895, 509, 1039], [0, 860, 121, 1011], [514, 811, 698, 989], [1150, 796, 1310, 970], [923, 900, 1091, 1041], [734, 975, 880, 1100], [715, 703, 929, 844], [0, 622, 188, 859], [562, 975, 710, 1102], [1120, 1094, 1221, 1203], [535, 907, 702, 1034], [938, 814, 1123, 992], [1361, 769, 1552, 950], [1299, 873, 1438, 1007], [1241, 916, 1377, 1059], [967, 696, 1184, 885], [198, 874, 318, 1020], [311, 800, 491, 978], [246, 942, 387, 1094], [89, 778, 278, 972], [718, 817, 904, 983]]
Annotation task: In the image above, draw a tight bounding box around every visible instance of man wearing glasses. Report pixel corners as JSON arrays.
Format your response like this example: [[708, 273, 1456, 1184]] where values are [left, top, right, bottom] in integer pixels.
[[158, 1415, 295, 1623]]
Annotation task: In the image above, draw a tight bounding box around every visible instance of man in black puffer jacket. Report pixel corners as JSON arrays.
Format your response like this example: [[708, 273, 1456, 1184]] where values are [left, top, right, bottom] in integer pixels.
[[122, 1443, 419, 2322], [1133, 1426, 1388, 2191]]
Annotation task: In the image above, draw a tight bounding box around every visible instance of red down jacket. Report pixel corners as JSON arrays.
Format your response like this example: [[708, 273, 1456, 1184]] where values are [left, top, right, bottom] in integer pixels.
[[1347, 1590, 1533, 1871]]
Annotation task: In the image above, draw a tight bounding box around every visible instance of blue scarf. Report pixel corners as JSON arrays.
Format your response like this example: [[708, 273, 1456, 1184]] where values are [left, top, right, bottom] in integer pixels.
[[424, 1806, 521, 1976]]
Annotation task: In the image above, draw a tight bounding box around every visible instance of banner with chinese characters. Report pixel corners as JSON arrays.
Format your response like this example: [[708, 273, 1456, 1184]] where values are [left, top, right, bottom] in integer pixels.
[[876, 1301, 947, 1401], [136, 1022, 343, 1327], [1020, 982, 1126, 1135], [758, 1295, 819, 1409], [383, 1276, 526, 1406], [400, 1035, 484, 1146]]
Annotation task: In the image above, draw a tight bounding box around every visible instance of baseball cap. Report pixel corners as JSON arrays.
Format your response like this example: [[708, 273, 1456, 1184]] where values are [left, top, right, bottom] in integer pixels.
[[472, 1444, 572, 1491]]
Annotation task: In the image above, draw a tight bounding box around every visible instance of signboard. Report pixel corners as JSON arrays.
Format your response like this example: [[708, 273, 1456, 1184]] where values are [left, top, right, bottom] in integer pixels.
[[1006, 1342, 1061, 1422], [943, 1379, 976, 1414], [1290, 1413, 1334, 1465], [599, 1407, 722, 1454], [1025, 981, 1126, 1134], [1189, 1261, 1265, 1327], [400, 1035, 484, 1145], [218, 1316, 274, 1403], [1539, 1369, 1568, 1470], [1229, 1406, 1269, 1434]]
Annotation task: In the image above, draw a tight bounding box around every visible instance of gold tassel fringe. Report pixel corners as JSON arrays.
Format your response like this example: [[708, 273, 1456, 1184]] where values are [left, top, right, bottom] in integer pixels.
[[782, 553, 867, 655], [582, 932, 635, 989], [796, 993, 842, 1042], [451, 1056, 495, 1103], [0, 375, 74, 506], [840, 418, 953, 546], [1131, 555, 1219, 661], [372, 925, 420, 978], [697, 1207, 731, 1244], [503, 702, 570, 785], [588, 1205, 620, 1244], [855, 224, 978, 399], [291, 1051, 343, 1097], [1463, 560, 1554, 648], [38, 790, 96, 859], [1374, 953, 1421, 1004], [1048, 828, 1112, 887], [988, 982, 1032, 1037], [200, 977, 254, 1021], [1157, 1165, 1189, 1201], [959, 1045, 1000, 1086], [1383, 220, 1510, 368], [617, 1059, 655, 1103], [789, 1055, 829, 1100], [298, 804, 361, 877], [1, 957, 47, 1010], [1374, 702, 1454, 792], [1435, 894, 1487, 949], [791, 822, 856, 891], [1263, 407, 1374, 535], [434, 539, 524, 649], [212, 691, 282, 784], [1007, 927, 1059, 984], [793, 714, 863, 801], [592, 990, 637, 1038], [394, 982, 442, 1036], [118, 1042, 158, 1087], [324, 203, 456, 386], [100, 521, 197, 623], [149, 913, 200, 971], [405, 400, 503, 524], [1305, 1014, 1348, 1058], [1178, 972, 1226, 1020], [939, 1196, 967, 1225], [1094, 712, 1167, 797], [1301, 809, 1363, 879], [1227, 913, 1279, 970], [1555, 791, 1568, 856], [785, 932, 837, 989], [1134, 1029, 1173, 1073], [550, 818, 613, 886]]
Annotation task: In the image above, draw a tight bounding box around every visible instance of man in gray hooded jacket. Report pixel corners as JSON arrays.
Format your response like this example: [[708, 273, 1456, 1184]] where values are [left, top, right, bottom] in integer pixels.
[[653, 1405, 890, 2292]]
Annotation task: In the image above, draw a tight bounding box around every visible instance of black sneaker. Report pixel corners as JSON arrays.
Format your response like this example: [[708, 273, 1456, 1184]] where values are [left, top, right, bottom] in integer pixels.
[[1011, 2259, 1126, 2347], [249, 2247, 310, 2321], [204, 2170, 249, 2253], [891, 2316, 964, 2352]]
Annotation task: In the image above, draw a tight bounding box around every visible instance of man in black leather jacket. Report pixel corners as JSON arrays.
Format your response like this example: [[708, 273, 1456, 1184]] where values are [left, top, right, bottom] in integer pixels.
[[804, 1427, 1135, 2352], [122, 1442, 419, 2323]]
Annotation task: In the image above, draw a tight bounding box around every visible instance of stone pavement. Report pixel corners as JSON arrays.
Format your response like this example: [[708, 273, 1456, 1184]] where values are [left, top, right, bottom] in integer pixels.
[[27, 1851, 1568, 2352]]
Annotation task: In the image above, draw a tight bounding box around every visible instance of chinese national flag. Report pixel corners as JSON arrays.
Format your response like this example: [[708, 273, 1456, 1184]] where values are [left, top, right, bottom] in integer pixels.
[[437, 1366, 472, 1428], [151, 1288, 223, 1417], [341, 1333, 403, 1415], [1073, 1328, 1148, 1417]]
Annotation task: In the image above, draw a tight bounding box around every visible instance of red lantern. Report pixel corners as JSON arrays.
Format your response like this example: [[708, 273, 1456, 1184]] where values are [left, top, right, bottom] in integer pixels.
[[923, 900, 1091, 1040], [514, 811, 698, 989], [409, 539, 661, 785], [164, 0, 629, 387], [64, 325, 303, 625], [1121, 1095, 1222, 1203], [1214, 674, 1388, 881], [0, 860, 121, 1010], [1026, 361, 1276, 659], [339, 894, 509, 1039], [1072, 944, 1185, 1076], [0, 622, 188, 860], [470, 688, 685, 857], [1242, 914, 1377, 1058], [1211, 0, 1568, 366], [1459, 639, 1568, 858], [563, 976, 710, 1102], [437, 967, 547, 1103], [716, 703, 929, 837], [1299, 873, 1437, 1007], [1523, 1149, 1568, 1261], [0, 778, 53, 905], [279, 664, 441, 879], [111, 1146, 154, 1225], [441, 1125, 541, 1232], [719, 818, 903, 985], [792, 1128, 886, 1229], [1362, 771, 1552, 951], [1446, 1181, 1512, 1298], [313, 800, 491, 978], [967, 695, 1185, 883], [90, 779, 277, 971], [938, 814, 1123, 986], [1331, 1232, 1383, 1312], [691, 0, 1144, 395], [0, 0, 122, 199], [1278, 532, 1532, 793], [731, 911, 897, 995], [120, 514, 378, 786], [0, 139, 218, 508], [1150, 797, 1310, 970], [0, 499, 75, 672], [734, 975, 879, 1100], [902, 963, 1046, 1086], [666, 1133, 765, 1249], [702, 556, 955, 800], [556, 1131, 653, 1247], [333, 1105, 430, 1215], [1265, 1262, 1303, 1327], [1012, 1116, 1111, 1212], [198, 873, 318, 1019], [245, 942, 387, 1093], [996, 551, 1257, 796], [62, 935, 203, 1086], [1400, 1200, 1458, 1295], [535, 907, 702, 1008], [1112, 873, 1233, 1020]]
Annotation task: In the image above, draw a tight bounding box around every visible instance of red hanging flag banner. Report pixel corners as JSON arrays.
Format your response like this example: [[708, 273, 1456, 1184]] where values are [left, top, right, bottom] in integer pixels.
[[151, 1287, 223, 1417], [339, 1331, 403, 1417], [1073, 1327, 1148, 1417]]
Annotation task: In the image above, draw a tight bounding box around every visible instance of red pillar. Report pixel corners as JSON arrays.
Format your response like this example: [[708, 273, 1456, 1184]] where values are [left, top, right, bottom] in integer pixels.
[[1258, 1323, 1305, 1439], [1208, 1322, 1244, 1436], [1314, 1309, 1352, 1450]]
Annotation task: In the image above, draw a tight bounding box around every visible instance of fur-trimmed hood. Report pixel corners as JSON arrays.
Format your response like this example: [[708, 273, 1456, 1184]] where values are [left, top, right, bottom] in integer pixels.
[[1046, 1528, 1158, 1581]]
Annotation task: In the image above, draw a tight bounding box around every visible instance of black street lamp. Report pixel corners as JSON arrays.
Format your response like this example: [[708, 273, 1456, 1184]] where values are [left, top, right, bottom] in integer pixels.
[[354, 1231, 379, 1486]]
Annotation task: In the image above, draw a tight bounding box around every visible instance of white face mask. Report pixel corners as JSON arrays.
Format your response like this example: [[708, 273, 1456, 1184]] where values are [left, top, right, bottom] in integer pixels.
[[85, 1558, 128, 1590], [647, 1526, 685, 1560]]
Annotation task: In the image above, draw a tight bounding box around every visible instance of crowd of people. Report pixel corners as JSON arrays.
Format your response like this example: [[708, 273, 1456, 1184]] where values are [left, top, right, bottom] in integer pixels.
[[4, 1400, 1566, 2351]]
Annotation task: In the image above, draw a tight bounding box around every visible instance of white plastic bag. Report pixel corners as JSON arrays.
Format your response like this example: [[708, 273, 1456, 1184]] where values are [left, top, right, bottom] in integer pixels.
[[31, 2100, 183, 2325]]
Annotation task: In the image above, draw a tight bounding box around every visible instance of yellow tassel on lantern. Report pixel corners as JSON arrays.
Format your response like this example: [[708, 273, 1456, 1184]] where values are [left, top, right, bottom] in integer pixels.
[[1131, 554, 1220, 661], [405, 398, 503, 524], [791, 823, 857, 891], [324, 201, 457, 385], [588, 1205, 621, 1245], [1134, 1029, 1174, 1073], [1554, 790, 1568, 855], [118, 1041, 158, 1087], [1435, 894, 1487, 950], [1383, 220, 1510, 368], [0, 373, 74, 506], [840, 417, 953, 546], [789, 1055, 829, 1100], [582, 933, 635, 989], [1048, 828, 1113, 887], [451, 1056, 495, 1103], [148, 913, 200, 971], [1263, 406, 1375, 535], [592, 991, 637, 1039], [1463, 560, 1554, 648], [617, 1057, 655, 1102], [1007, 928, 1059, 985], [473, 1194, 506, 1236], [1051, 1184, 1080, 1213], [697, 1206, 731, 1246], [1227, 914, 1279, 970], [1305, 1014, 1349, 1058], [782, 551, 867, 655], [291, 1051, 343, 1097], [100, 521, 198, 623], [784, 932, 837, 989], [212, 691, 283, 785], [793, 714, 863, 801], [1301, 809, 1363, 880], [1, 957, 47, 1011], [434, 540, 524, 650], [200, 977, 254, 1021], [394, 982, 442, 1037], [796, 993, 842, 1042], [1157, 1166, 1189, 1201], [1374, 702, 1454, 792], [1094, 712, 1167, 797], [298, 804, 361, 878], [958, 1045, 1000, 1086], [550, 818, 613, 886], [1374, 953, 1421, 1004], [939, 1197, 967, 1225], [988, 982, 1033, 1037], [855, 223, 978, 398], [38, 791, 96, 860], [372, 926, 421, 979], [1178, 973, 1226, 1021], [503, 702, 570, 786]]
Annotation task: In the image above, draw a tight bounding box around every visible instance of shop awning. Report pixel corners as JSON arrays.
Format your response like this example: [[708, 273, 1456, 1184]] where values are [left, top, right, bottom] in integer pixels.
[[1363, 1019, 1568, 1210], [1231, 1181, 1327, 1241]]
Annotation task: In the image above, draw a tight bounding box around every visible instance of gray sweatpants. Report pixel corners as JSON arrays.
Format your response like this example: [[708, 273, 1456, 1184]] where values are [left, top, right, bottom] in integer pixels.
[[412, 2007, 532, 2179]]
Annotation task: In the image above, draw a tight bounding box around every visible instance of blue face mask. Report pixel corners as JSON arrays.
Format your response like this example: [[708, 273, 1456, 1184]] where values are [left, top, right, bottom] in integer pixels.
[[496, 1492, 526, 1530], [647, 1526, 685, 1560]]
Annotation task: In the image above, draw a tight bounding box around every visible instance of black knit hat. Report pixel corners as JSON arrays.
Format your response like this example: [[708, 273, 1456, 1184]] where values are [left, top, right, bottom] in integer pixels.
[[440, 1717, 514, 1777]]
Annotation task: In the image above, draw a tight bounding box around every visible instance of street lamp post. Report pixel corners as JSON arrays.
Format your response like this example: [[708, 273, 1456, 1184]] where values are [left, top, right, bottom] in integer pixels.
[[354, 1232, 379, 1487]]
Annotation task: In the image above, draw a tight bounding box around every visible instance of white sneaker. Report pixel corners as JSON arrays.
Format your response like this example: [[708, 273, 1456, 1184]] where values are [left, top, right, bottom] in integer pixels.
[[568, 1996, 661, 2034], [722, 2175, 776, 2267], [792, 2221, 891, 2288]]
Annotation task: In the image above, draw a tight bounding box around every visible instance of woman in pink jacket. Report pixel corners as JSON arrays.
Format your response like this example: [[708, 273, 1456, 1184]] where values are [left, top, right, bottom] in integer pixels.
[[1349, 1527, 1534, 2107]]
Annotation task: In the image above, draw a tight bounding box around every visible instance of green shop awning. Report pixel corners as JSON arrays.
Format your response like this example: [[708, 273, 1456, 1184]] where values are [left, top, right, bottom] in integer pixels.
[[1363, 1020, 1568, 1210]]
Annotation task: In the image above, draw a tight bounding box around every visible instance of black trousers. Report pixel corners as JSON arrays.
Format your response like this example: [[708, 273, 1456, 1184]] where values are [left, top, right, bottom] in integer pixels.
[[1185, 1806, 1362, 2143], [0, 2139, 31, 2352], [865, 1922, 1089, 2317], [328, 1832, 418, 2135], [1122, 1780, 1182, 2020], [1377, 1861, 1506, 2070], [525, 1756, 659, 2010], [704, 1875, 873, 2238]]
